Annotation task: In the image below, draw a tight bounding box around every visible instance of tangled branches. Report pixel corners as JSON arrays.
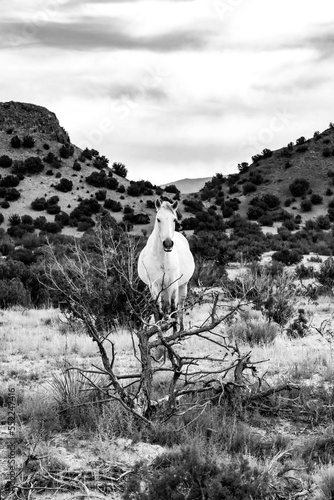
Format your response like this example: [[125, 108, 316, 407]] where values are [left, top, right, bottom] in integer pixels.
[[44, 223, 268, 424]]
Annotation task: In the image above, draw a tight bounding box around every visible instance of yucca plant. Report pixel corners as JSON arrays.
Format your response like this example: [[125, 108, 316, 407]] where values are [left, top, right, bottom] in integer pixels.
[[49, 367, 106, 428]]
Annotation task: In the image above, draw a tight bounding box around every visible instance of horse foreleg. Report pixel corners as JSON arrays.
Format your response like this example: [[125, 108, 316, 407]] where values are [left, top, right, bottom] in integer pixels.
[[151, 285, 164, 324], [167, 287, 179, 335], [178, 283, 188, 332]]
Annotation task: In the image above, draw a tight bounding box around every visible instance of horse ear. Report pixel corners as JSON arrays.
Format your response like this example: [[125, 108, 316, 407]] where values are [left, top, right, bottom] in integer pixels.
[[172, 201, 178, 211], [155, 199, 161, 211]]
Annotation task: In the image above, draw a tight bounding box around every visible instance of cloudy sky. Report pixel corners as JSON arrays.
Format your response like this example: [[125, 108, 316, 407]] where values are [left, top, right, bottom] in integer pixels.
[[1, 0, 334, 184]]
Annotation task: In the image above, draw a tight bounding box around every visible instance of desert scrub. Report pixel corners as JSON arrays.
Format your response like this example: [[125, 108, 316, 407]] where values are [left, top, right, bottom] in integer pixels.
[[124, 446, 274, 500], [227, 309, 279, 346]]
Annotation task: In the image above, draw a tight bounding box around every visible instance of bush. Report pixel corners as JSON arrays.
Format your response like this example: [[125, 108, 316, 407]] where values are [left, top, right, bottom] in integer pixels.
[[21, 215, 33, 225], [127, 183, 141, 197], [44, 152, 56, 164], [5, 188, 20, 201], [43, 222, 62, 234], [300, 199, 312, 212], [31, 197, 47, 211], [258, 213, 273, 226], [262, 193, 280, 209], [55, 211, 70, 226], [59, 144, 74, 159], [249, 171, 264, 185], [272, 248, 303, 266], [296, 144, 308, 153], [289, 178, 310, 197], [73, 161, 81, 171], [46, 204, 61, 215], [317, 257, 334, 289], [77, 218, 95, 232], [34, 216, 47, 229], [86, 170, 107, 188], [227, 309, 278, 346], [95, 189, 107, 201], [11, 136, 21, 148], [316, 215, 331, 230], [282, 219, 295, 231], [106, 177, 119, 190], [0, 155, 13, 168], [0, 175, 20, 188], [182, 217, 199, 230], [47, 195, 60, 206], [125, 448, 272, 500], [104, 199, 122, 212], [93, 155, 109, 170], [310, 193, 323, 205], [24, 156, 44, 174], [295, 263, 314, 280], [112, 162, 127, 178], [164, 184, 180, 194], [286, 309, 309, 338], [146, 199, 155, 209], [323, 147, 332, 158], [183, 198, 204, 213], [242, 182, 257, 195], [222, 206, 235, 218], [247, 206, 264, 221], [0, 279, 30, 308], [262, 148, 273, 158], [8, 214, 21, 226], [22, 135, 35, 148], [123, 212, 150, 224], [55, 178, 73, 193]]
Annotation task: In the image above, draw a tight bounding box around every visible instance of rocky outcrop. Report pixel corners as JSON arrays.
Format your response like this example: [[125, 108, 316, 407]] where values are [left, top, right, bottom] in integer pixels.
[[0, 101, 70, 144]]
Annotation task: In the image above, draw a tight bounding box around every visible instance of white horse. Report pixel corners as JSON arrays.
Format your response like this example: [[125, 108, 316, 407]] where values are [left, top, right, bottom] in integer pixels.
[[138, 199, 195, 330]]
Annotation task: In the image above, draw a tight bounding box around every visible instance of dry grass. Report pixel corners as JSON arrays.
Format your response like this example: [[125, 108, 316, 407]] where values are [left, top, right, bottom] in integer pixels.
[[1, 302, 334, 498]]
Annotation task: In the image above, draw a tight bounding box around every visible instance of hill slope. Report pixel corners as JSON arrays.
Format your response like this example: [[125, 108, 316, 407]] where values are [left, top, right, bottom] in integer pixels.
[[0, 101, 175, 235], [193, 125, 334, 229], [1, 101, 334, 241]]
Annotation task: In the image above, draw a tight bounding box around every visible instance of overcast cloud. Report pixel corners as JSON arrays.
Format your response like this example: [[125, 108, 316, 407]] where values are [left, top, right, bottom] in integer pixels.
[[1, 0, 334, 184]]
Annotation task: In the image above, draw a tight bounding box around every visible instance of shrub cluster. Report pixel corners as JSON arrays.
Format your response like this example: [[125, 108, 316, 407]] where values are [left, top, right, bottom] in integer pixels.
[[127, 180, 155, 197]]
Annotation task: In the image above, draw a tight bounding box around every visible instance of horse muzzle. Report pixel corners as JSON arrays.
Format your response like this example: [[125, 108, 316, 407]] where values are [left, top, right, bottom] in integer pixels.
[[163, 239, 174, 252]]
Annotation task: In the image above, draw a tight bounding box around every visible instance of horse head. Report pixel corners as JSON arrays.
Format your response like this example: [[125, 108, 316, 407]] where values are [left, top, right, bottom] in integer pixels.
[[155, 199, 179, 252]]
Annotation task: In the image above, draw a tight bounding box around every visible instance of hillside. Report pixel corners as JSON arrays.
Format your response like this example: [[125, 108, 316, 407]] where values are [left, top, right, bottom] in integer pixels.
[[0, 101, 184, 236], [190, 125, 334, 230], [1, 101, 334, 246]]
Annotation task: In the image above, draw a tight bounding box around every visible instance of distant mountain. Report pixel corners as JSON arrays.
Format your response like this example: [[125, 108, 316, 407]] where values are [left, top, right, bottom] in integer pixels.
[[161, 177, 211, 194]]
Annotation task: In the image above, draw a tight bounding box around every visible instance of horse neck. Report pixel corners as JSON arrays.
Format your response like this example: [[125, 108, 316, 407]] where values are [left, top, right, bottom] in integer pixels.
[[150, 221, 163, 254]]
